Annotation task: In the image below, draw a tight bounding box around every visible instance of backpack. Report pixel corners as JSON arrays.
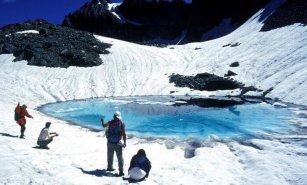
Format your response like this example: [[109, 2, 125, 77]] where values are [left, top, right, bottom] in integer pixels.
[[14, 106, 22, 121], [106, 120, 122, 144]]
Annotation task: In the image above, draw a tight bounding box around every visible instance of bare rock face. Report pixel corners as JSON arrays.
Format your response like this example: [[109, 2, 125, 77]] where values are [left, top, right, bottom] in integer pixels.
[[63, 0, 269, 45], [224, 70, 237, 77], [261, 0, 307, 32], [230, 61, 239, 67], [169, 73, 244, 91], [174, 97, 244, 108], [0, 20, 111, 68]]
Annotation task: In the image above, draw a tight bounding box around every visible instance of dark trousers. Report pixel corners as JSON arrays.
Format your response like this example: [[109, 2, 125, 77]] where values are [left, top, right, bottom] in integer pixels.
[[107, 142, 124, 173], [20, 125, 25, 136], [37, 138, 53, 147]]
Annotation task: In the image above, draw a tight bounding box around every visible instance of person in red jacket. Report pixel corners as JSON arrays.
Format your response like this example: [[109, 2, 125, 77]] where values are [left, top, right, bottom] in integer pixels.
[[15, 102, 33, 138]]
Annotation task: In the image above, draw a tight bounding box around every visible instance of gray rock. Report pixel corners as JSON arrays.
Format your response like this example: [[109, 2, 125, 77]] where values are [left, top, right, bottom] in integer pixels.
[[230, 61, 239, 67], [169, 72, 243, 91], [224, 70, 237, 77], [0, 20, 111, 68]]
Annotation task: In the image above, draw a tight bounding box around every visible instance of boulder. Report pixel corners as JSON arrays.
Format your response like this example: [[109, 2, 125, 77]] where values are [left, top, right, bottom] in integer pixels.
[[224, 70, 237, 77], [230, 61, 239, 67]]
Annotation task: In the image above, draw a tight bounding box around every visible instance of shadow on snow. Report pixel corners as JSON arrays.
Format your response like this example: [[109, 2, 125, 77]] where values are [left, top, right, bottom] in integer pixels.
[[0, 132, 18, 138], [77, 167, 118, 177]]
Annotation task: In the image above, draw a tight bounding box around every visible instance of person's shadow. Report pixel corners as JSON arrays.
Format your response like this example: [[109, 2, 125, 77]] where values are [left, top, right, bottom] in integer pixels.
[[123, 177, 145, 183], [77, 167, 117, 177], [0, 132, 18, 138], [78, 167, 146, 183], [32, 146, 50, 150]]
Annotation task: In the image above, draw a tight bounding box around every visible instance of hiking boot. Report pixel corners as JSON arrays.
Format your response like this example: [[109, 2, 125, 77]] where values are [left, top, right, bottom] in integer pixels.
[[19, 135, 25, 139], [40, 146, 50, 150], [118, 171, 124, 177], [106, 168, 115, 171]]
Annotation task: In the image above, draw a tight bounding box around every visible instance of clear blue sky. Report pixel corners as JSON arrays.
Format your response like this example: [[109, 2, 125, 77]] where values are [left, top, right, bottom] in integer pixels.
[[0, 0, 101, 27], [0, 0, 191, 28]]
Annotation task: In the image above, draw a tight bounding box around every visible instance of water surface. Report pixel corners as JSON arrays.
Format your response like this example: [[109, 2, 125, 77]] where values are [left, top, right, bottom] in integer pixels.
[[39, 96, 295, 139]]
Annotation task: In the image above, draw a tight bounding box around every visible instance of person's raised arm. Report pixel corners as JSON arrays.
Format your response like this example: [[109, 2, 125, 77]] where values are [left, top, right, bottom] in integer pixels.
[[101, 117, 108, 128]]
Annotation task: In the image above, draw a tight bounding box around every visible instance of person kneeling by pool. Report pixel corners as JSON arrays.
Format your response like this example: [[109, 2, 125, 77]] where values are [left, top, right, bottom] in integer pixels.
[[126, 149, 151, 182], [37, 122, 58, 149]]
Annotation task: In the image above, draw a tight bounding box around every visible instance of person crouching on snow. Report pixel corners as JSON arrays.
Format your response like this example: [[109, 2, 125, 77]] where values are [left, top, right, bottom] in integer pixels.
[[37, 122, 58, 149], [15, 102, 33, 138], [127, 149, 152, 182]]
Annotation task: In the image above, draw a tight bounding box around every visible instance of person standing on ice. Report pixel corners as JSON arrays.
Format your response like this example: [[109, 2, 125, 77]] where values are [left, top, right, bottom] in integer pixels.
[[37, 122, 58, 149], [101, 111, 127, 177], [14, 102, 33, 138]]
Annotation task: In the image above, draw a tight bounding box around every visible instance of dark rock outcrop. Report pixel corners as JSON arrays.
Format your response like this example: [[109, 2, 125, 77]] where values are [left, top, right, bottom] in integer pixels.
[[230, 61, 239, 67], [261, 87, 274, 98], [239, 86, 260, 96], [174, 97, 244, 108], [169, 72, 244, 91], [63, 0, 269, 45], [63, 0, 123, 40], [0, 20, 111, 68], [224, 70, 237, 77], [261, 0, 307, 32], [222, 42, 241, 47]]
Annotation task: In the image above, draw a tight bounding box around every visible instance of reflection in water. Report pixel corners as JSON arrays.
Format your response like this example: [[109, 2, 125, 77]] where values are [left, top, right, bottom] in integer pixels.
[[229, 106, 240, 116]]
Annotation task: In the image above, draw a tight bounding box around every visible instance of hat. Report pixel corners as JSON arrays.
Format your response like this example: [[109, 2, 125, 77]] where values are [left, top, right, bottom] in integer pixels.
[[114, 111, 122, 120], [45, 122, 52, 127], [21, 104, 27, 109]]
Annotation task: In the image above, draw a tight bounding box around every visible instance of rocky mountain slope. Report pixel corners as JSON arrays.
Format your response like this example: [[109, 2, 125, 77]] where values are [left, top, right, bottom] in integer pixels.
[[261, 0, 307, 31], [0, 20, 111, 67], [0, 0, 306, 105], [1, 0, 306, 68], [63, 0, 270, 44]]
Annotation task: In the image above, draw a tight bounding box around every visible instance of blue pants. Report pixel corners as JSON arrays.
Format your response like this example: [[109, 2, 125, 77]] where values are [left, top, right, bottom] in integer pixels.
[[107, 142, 124, 173]]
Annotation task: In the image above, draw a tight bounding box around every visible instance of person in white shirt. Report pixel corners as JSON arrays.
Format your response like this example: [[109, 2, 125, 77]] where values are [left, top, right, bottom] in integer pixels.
[[37, 122, 58, 149]]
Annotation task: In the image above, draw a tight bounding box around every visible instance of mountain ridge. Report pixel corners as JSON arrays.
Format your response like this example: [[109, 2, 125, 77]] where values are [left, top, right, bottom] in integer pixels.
[[63, 0, 270, 44]]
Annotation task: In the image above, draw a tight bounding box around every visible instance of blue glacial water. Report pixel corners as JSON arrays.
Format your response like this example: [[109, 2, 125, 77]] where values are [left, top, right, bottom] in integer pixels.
[[39, 96, 296, 139]]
